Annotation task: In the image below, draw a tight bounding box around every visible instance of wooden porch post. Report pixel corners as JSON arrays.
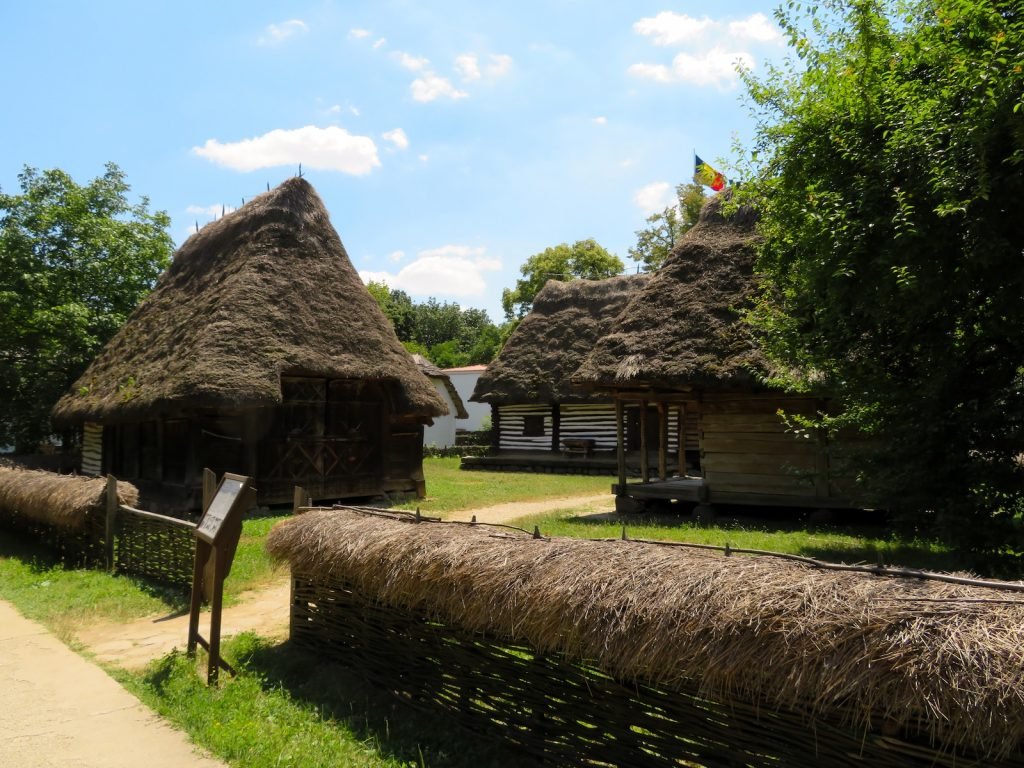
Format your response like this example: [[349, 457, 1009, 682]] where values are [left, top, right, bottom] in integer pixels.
[[490, 404, 501, 452], [677, 403, 687, 477], [657, 402, 667, 481], [639, 399, 649, 483], [615, 398, 626, 493], [551, 403, 560, 453]]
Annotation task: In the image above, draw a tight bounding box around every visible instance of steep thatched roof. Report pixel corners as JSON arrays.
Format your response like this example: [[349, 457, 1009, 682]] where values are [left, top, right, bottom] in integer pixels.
[[472, 274, 650, 404], [412, 355, 469, 419], [0, 466, 138, 532], [572, 194, 766, 392], [52, 178, 447, 425], [268, 508, 1024, 762]]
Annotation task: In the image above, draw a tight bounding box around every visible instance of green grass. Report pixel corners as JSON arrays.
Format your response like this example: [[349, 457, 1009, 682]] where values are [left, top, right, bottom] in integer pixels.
[[116, 633, 536, 768], [512, 508, 959, 572], [395, 457, 610, 516]]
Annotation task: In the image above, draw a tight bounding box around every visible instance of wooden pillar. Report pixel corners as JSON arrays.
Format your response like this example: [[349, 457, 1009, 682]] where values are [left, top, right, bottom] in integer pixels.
[[104, 475, 118, 571], [615, 398, 626, 493], [677, 403, 687, 477], [659, 403, 667, 481], [551, 403, 560, 453], [490, 404, 501, 452], [639, 399, 649, 483]]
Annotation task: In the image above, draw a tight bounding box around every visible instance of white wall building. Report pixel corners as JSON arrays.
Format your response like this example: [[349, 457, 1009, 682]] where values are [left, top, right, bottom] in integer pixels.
[[443, 365, 490, 432]]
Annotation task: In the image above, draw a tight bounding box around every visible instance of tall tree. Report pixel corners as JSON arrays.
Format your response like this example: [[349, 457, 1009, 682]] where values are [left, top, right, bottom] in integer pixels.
[[501, 239, 624, 320], [744, 0, 1024, 563], [0, 164, 173, 452], [629, 183, 705, 271]]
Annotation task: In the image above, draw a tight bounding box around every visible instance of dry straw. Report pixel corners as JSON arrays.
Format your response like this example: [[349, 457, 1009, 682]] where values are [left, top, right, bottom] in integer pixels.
[[267, 508, 1024, 761], [0, 466, 138, 531]]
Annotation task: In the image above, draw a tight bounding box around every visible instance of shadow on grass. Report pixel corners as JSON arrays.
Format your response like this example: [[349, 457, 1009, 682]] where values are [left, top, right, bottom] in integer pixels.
[[229, 634, 541, 768]]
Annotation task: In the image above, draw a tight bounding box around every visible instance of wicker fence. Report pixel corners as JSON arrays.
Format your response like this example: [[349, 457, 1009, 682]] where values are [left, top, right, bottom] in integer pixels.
[[288, 571, 1000, 768]]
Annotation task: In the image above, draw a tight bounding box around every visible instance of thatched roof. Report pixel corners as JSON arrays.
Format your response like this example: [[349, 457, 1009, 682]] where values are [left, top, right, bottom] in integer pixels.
[[412, 355, 469, 419], [267, 509, 1024, 761], [572, 194, 767, 392], [0, 466, 138, 532], [52, 178, 447, 425], [472, 274, 650, 404]]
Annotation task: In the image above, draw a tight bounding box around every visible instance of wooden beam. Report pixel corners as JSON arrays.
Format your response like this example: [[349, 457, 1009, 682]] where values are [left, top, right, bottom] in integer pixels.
[[639, 400, 649, 483], [551, 403, 560, 453], [615, 399, 626, 493], [657, 402, 667, 481], [677, 403, 686, 477]]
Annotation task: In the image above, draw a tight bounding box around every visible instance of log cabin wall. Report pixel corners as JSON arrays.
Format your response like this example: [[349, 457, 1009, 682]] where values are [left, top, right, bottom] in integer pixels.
[[495, 404, 553, 450], [698, 394, 840, 506], [559, 404, 618, 450]]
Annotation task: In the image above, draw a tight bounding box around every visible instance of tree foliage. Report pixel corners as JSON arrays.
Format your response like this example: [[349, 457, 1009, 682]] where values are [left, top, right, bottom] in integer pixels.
[[366, 282, 506, 368], [744, 0, 1024, 563], [628, 183, 705, 271], [501, 239, 624, 320], [0, 164, 173, 452]]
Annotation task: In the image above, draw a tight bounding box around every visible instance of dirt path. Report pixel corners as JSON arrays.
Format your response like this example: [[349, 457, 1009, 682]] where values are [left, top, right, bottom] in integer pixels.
[[78, 492, 613, 669]]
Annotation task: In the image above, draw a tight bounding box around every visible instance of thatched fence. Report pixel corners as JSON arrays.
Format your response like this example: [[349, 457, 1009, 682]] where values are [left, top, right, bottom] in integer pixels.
[[267, 507, 1024, 768], [0, 465, 195, 587]]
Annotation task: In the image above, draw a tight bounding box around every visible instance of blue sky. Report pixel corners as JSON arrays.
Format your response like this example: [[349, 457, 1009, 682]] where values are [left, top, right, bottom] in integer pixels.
[[1, 1, 785, 322]]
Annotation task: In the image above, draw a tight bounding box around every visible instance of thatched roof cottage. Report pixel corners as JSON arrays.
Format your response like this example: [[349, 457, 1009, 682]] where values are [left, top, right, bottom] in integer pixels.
[[573, 195, 851, 512], [468, 274, 662, 472], [52, 177, 447, 509]]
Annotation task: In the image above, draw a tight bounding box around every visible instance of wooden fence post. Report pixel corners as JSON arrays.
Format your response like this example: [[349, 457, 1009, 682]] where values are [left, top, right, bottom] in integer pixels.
[[105, 475, 118, 571], [293, 485, 307, 515]]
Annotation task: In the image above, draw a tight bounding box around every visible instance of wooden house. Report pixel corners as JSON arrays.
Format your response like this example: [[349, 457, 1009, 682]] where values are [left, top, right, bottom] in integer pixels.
[[468, 275, 674, 472], [572, 195, 856, 513], [413, 355, 468, 448], [51, 178, 448, 510]]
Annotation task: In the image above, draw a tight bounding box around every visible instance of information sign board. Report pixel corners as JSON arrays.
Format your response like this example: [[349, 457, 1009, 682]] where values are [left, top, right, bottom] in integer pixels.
[[195, 473, 247, 544]]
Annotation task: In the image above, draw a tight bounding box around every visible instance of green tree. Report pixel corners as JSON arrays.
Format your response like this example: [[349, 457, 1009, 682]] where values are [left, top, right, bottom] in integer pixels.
[[743, 0, 1024, 563], [366, 281, 415, 339], [629, 183, 705, 271], [501, 239, 624, 320], [0, 164, 173, 452]]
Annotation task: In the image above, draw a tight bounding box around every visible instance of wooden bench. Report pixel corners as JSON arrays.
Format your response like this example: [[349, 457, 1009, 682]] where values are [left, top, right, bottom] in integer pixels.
[[561, 438, 596, 458]]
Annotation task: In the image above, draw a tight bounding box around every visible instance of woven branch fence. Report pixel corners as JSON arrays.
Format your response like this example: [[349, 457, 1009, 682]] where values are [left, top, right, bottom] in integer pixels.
[[0, 466, 195, 587], [268, 507, 1024, 768]]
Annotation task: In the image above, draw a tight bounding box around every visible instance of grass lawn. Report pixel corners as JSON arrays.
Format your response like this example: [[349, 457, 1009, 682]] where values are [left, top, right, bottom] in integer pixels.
[[394, 456, 610, 516]]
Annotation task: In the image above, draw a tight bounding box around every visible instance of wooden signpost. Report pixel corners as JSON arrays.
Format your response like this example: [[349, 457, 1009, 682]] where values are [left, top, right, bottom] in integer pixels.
[[187, 470, 254, 684]]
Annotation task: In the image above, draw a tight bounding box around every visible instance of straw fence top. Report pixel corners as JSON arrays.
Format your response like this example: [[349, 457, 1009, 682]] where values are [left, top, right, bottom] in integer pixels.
[[472, 274, 650, 405], [412, 355, 469, 420], [267, 508, 1024, 760], [52, 178, 447, 425], [0, 466, 138, 532], [572, 193, 767, 392]]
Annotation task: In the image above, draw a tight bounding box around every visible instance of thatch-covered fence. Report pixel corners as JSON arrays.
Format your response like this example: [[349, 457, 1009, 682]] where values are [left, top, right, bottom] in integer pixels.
[[0, 465, 195, 587], [268, 508, 1024, 768]]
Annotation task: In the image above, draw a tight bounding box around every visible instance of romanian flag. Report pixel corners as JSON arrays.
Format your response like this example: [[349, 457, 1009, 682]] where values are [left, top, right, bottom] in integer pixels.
[[694, 154, 726, 192]]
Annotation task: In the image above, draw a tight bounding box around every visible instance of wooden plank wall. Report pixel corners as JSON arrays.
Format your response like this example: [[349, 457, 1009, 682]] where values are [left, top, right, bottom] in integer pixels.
[[496, 404, 552, 450], [700, 396, 829, 502], [559, 404, 617, 449], [82, 422, 103, 476]]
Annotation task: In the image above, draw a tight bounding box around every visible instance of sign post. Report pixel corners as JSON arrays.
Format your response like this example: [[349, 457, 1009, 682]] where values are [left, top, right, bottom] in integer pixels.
[[187, 470, 254, 684]]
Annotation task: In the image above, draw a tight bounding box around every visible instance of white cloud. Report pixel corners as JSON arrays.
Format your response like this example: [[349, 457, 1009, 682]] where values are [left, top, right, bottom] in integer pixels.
[[454, 54, 481, 82], [633, 12, 712, 46], [192, 125, 380, 175], [185, 203, 236, 218], [393, 51, 430, 71], [349, 28, 371, 39], [389, 250, 405, 263], [629, 48, 754, 89], [633, 182, 676, 216], [418, 153, 429, 163], [382, 128, 409, 150], [372, 37, 387, 50], [629, 12, 780, 88], [258, 19, 308, 46], [485, 53, 513, 78], [729, 13, 783, 43], [359, 246, 500, 298], [410, 73, 468, 102], [592, 116, 608, 125]]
